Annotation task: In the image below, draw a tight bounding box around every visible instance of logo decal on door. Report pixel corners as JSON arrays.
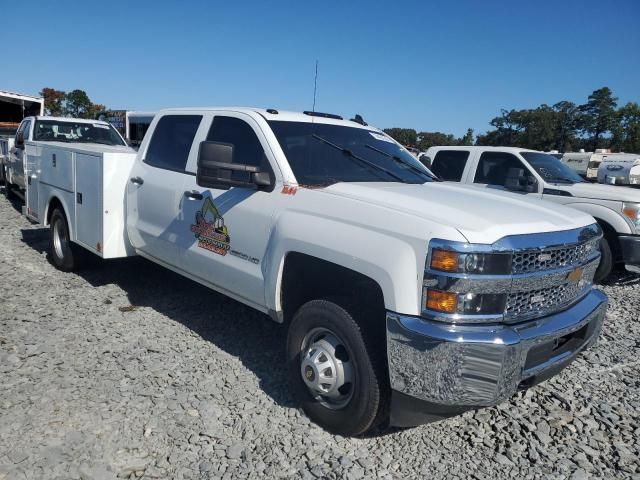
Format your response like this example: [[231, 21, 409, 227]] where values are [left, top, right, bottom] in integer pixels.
[[190, 197, 231, 255]]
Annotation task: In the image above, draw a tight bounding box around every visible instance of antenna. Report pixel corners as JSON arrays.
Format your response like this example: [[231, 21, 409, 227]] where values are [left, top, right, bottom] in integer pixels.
[[312, 60, 318, 112]]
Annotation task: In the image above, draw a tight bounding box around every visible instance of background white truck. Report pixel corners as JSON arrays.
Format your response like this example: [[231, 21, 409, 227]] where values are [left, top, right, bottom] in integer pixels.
[[423, 146, 640, 281], [27, 108, 607, 435], [5, 116, 130, 202]]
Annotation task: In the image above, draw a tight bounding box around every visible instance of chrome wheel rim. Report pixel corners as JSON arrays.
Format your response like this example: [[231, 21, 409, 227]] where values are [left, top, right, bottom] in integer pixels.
[[300, 327, 355, 409], [53, 219, 66, 260]]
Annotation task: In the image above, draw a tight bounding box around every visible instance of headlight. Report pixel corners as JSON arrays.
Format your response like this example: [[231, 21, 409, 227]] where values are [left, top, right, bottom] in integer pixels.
[[622, 202, 640, 228], [423, 288, 507, 315], [429, 248, 512, 275]]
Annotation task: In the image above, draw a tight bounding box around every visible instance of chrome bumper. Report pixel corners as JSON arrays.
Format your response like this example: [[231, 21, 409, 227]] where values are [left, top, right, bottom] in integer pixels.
[[386, 289, 607, 412]]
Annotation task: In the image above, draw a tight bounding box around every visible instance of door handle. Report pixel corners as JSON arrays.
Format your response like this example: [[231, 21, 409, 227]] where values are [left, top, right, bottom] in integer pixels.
[[130, 176, 144, 185], [184, 191, 203, 200]]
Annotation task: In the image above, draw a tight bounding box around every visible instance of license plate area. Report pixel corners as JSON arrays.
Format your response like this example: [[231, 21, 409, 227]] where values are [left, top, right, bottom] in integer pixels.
[[523, 321, 594, 372]]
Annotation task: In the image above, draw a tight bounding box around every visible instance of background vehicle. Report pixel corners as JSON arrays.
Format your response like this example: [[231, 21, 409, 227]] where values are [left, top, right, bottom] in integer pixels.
[[424, 146, 640, 279], [96, 110, 155, 148], [597, 154, 640, 187], [5, 116, 128, 201], [0, 90, 43, 138], [28, 108, 607, 436], [0, 137, 14, 185], [560, 149, 613, 181]]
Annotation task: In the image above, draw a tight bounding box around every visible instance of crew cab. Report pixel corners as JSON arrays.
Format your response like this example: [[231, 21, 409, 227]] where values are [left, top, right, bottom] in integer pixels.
[[5, 116, 127, 201], [28, 108, 607, 435], [423, 146, 640, 280]]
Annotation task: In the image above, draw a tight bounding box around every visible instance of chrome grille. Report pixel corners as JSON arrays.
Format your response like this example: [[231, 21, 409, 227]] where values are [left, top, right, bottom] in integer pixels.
[[512, 239, 599, 274], [505, 261, 598, 322]]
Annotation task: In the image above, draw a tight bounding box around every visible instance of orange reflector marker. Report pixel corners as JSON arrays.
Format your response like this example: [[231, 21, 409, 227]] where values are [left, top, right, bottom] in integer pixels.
[[430, 249, 459, 272], [426, 289, 458, 313]]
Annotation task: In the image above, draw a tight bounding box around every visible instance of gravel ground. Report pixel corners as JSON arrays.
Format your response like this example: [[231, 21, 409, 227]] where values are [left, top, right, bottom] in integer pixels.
[[0, 192, 639, 480]]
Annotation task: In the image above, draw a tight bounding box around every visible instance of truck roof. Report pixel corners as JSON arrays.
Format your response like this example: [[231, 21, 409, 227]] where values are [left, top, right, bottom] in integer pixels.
[[157, 107, 383, 132], [427, 145, 540, 154], [23, 116, 112, 125]]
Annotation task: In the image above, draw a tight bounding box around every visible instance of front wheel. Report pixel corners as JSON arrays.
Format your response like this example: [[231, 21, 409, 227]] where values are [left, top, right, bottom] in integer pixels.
[[287, 300, 388, 436], [594, 237, 613, 283], [49, 208, 80, 271]]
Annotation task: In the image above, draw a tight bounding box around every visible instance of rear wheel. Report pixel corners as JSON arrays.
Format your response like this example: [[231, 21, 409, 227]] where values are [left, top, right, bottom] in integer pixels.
[[594, 236, 613, 283], [49, 208, 80, 271], [3, 170, 15, 200], [287, 299, 388, 436]]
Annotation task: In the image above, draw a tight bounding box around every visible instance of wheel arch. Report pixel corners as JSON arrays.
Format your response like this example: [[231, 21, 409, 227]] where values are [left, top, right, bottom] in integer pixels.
[[45, 195, 74, 239]]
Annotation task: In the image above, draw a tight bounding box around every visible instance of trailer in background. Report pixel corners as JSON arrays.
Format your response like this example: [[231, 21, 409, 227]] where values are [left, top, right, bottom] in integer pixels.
[[0, 90, 44, 137], [96, 110, 155, 148], [560, 149, 613, 181], [597, 154, 640, 187]]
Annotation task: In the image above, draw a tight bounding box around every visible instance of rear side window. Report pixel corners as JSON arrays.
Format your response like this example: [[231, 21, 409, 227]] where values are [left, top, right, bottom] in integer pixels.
[[474, 151, 530, 186], [145, 115, 202, 172], [430, 150, 469, 181]]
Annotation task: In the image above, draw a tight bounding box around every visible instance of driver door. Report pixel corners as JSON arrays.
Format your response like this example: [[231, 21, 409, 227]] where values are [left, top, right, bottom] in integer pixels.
[[472, 151, 542, 199], [180, 112, 281, 308]]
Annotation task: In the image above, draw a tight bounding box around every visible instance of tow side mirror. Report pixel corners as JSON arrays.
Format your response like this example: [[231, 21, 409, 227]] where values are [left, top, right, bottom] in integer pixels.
[[196, 141, 273, 191], [15, 131, 24, 149], [505, 167, 537, 193]]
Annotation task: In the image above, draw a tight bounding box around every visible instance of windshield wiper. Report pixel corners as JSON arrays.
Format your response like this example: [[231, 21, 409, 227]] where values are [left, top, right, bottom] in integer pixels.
[[311, 134, 404, 182], [364, 144, 437, 182]]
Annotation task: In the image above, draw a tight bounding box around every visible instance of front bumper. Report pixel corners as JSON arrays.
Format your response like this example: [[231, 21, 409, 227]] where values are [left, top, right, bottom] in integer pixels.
[[618, 234, 640, 273], [386, 289, 607, 427]]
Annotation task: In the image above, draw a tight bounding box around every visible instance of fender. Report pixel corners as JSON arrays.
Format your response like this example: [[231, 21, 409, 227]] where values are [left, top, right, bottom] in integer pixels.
[[263, 210, 428, 318], [561, 202, 633, 235], [43, 193, 75, 240]]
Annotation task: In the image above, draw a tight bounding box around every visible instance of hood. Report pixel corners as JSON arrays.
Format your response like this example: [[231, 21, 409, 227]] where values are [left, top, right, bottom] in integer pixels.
[[323, 182, 595, 244], [558, 182, 640, 202]]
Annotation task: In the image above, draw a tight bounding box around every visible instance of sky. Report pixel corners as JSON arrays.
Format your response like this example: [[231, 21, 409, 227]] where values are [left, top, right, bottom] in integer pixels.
[[6, 0, 640, 136]]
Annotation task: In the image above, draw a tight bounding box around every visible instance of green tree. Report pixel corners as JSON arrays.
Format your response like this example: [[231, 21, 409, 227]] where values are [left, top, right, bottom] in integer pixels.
[[460, 128, 474, 146], [64, 89, 93, 118], [416, 131, 458, 151], [552, 101, 579, 151], [578, 87, 618, 150], [617, 102, 640, 153], [383, 128, 417, 147], [40, 87, 66, 116]]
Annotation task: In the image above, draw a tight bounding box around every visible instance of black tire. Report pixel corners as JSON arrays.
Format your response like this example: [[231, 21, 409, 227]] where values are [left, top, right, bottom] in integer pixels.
[[286, 299, 388, 436], [49, 208, 80, 271], [4, 173, 15, 200], [594, 236, 613, 283]]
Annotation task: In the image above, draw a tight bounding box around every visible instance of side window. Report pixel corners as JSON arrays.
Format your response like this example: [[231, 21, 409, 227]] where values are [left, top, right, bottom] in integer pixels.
[[145, 115, 202, 172], [206, 116, 272, 182], [474, 151, 531, 186], [430, 150, 469, 181], [206, 116, 268, 168]]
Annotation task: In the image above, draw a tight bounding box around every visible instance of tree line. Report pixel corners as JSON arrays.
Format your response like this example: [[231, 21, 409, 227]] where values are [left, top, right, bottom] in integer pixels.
[[40, 87, 106, 119], [384, 87, 640, 154]]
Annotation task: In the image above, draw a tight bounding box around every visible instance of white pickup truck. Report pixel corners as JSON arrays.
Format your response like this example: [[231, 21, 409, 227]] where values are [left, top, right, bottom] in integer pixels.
[[423, 146, 640, 281], [27, 108, 607, 436], [5, 116, 129, 201]]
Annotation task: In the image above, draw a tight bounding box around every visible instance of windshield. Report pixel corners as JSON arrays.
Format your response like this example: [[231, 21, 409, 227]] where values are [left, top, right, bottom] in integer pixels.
[[34, 120, 126, 146], [267, 121, 436, 186], [521, 152, 584, 184]]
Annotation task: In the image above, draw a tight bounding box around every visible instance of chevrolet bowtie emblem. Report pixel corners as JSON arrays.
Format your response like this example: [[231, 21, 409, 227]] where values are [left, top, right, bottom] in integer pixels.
[[566, 268, 584, 284]]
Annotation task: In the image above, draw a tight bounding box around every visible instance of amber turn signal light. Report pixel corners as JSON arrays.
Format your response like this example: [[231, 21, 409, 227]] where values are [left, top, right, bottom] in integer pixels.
[[430, 249, 459, 272], [425, 289, 458, 314]]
